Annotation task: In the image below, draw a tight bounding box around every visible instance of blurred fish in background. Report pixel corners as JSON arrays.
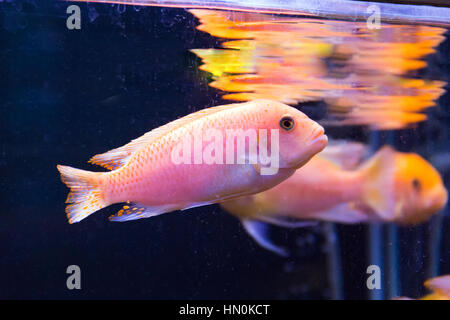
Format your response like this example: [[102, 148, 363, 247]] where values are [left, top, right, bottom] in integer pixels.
[[221, 142, 448, 254], [395, 275, 450, 300], [187, 7, 450, 299], [421, 275, 450, 300]]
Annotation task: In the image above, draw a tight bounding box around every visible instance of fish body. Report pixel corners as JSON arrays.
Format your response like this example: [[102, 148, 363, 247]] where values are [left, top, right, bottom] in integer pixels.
[[221, 145, 448, 225], [58, 99, 327, 223]]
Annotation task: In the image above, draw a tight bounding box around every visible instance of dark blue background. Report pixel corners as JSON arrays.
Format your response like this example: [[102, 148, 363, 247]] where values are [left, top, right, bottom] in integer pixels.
[[1, 0, 449, 299]]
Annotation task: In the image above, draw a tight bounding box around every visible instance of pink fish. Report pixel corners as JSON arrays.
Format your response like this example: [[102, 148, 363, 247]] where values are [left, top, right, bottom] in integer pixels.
[[57, 99, 327, 225]]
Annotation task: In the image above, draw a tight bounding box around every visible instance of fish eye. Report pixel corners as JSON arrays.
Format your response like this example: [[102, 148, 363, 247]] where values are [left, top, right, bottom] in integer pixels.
[[280, 116, 295, 131], [412, 178, 421, 192]]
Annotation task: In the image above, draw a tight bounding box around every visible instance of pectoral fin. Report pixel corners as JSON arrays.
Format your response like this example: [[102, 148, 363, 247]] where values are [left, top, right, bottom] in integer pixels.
[[241, 219, 288, 257]]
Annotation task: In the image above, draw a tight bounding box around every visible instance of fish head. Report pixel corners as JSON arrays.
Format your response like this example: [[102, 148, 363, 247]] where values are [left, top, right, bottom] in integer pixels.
[[393, 152, 447, 225], [277, 109, 328, 169], [253, 99, 328, 170]]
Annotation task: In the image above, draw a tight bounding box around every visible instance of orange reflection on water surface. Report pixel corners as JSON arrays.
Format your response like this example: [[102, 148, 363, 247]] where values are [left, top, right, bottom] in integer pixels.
[[190, 9, 447, 129]]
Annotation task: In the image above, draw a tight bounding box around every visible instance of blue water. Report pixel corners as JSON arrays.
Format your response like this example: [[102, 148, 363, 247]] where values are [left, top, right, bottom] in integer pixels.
[[1, 1, 449, 299]]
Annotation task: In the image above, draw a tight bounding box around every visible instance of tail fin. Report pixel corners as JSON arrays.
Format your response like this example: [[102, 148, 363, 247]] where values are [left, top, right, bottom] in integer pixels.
[[358, 146, 397, 221], [57, 165, 108, 224]]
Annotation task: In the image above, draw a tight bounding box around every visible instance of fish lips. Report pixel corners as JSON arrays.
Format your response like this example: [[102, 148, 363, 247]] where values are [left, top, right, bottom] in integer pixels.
[[308, 133, 328, 151], [290, 133, 328, 170], [427, 186, 448, 212]]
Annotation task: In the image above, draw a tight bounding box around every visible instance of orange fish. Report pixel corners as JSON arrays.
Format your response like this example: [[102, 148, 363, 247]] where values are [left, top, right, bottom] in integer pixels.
[[421, 275, 450, 300], [395, 275, 450, 300], [221, 144, 447, 254], [57, 99, 327, 225]]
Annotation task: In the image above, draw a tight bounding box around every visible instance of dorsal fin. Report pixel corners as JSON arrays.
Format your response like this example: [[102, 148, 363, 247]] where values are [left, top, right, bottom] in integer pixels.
[[88, 102, 245, 170]]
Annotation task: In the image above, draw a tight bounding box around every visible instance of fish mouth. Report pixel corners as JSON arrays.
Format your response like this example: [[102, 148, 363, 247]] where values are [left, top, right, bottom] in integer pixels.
[[428, 187, 448, 211], [307, 126, 326, 146], [290, 131, 328, 169], [308, 134, 328, 149], [307, 126, 328, 153]]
